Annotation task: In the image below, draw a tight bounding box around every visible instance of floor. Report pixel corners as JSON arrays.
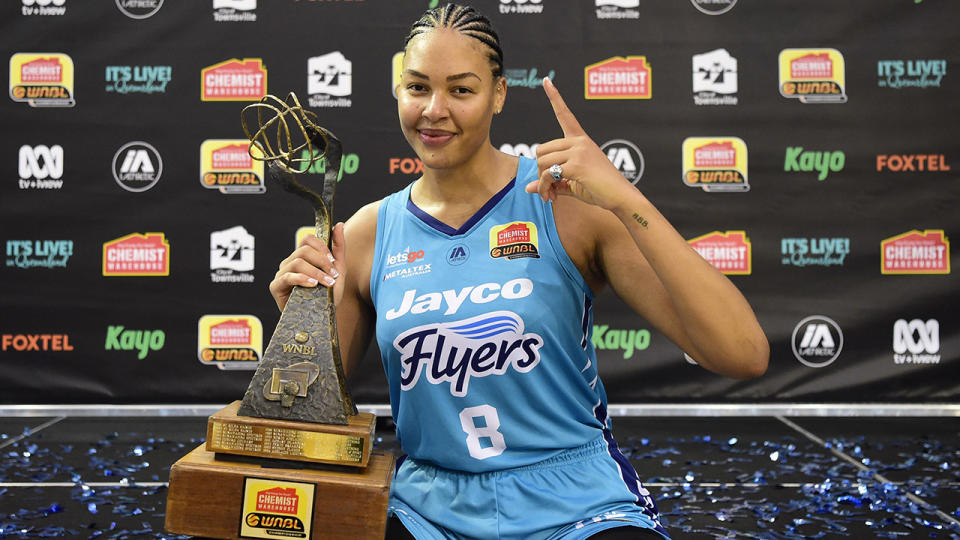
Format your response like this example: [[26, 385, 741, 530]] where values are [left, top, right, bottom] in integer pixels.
[[1, 412, 958, 539]]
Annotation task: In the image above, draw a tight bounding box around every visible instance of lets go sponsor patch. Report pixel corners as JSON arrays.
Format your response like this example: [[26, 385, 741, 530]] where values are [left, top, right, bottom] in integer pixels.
[[200, 140, 265, 194], [197, 315, 263, 369], [9, 52, 75, 107], [489, 222, 539, 260], [240, 478, 313, 539]]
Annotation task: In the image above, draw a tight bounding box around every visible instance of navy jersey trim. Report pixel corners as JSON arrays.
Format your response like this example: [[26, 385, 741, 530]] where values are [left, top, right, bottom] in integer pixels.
[[406, 178, 516, 237]]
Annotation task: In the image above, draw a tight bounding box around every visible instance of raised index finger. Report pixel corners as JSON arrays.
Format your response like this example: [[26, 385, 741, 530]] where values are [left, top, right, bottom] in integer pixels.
[[543, 77, 585, 137]]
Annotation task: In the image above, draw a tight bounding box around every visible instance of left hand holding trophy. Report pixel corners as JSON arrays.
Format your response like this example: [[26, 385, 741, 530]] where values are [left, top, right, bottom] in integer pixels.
[[165, 93, 393, 540]]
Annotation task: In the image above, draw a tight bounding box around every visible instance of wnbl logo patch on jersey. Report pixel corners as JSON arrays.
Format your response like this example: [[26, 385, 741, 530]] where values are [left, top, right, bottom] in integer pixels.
[[393, 310, 544, 396], [489, 221, 540, 259]]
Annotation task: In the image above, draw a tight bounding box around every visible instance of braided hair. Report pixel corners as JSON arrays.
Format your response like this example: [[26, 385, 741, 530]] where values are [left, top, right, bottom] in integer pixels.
[[403, 3, 504, 78]]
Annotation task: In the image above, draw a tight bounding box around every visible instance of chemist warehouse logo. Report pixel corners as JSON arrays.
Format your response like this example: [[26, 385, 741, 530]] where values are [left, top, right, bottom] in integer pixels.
[[9, 53, 75, 107], [200, 140, 265, 194], [490, 222, 540, 260], [102, 232, 169, 276], [779, 48, 847, 104], [893, 319, 940, 365], [682, 137, 748, 192], [585, 56, 651, 99], [881, 230, 949, 274], [201, 58, 266, 101], [197, 315, 263, 369], [688, 231, 751, 274]]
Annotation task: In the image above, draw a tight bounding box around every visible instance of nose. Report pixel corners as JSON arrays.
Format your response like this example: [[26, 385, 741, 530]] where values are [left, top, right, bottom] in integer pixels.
[[422, 91, 448, 122]]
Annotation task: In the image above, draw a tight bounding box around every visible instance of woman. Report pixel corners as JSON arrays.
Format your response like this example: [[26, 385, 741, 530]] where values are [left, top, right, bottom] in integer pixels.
[[270, 4, 769, 539]]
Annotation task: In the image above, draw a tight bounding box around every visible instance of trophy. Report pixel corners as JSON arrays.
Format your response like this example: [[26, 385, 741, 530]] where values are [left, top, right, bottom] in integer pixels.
[[165, 94, 393, 540]]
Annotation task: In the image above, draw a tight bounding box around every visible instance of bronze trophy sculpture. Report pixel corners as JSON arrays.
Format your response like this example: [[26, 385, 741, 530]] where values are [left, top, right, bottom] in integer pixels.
[[165, 94, 393, 540]]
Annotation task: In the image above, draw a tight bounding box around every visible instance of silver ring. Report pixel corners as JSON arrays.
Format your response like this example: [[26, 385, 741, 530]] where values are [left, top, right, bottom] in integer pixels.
[[549, 163, 562, 181]]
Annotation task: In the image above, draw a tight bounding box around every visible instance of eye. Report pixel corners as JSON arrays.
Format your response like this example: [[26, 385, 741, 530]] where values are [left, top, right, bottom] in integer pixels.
[[452, 86, 474, 95], [406, 83, 427, 93]]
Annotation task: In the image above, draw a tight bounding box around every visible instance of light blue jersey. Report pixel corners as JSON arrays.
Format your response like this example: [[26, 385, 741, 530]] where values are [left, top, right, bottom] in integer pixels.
[[370, 157, 667, 538]]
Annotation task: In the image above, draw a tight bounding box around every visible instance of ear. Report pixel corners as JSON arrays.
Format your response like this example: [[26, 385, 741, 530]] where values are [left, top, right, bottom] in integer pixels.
[[494, 76, 507, 113]]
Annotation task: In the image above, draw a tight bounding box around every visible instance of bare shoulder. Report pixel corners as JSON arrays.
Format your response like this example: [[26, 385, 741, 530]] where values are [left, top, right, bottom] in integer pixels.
[[343, 200, 382, 301]]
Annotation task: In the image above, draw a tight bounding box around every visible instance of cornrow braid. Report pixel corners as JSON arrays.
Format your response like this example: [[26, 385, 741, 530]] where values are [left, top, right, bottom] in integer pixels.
[[404, 3, 504, 78]]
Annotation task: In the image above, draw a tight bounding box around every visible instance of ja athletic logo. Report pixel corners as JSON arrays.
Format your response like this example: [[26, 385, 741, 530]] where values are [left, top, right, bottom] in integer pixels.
[[792, 315, 843, 368], [113, 141, 162, 192], [115, 0, 163, 19], [691, 0, 737, 15], [601, 140, 644, 185], [446, 243, 470, 266]]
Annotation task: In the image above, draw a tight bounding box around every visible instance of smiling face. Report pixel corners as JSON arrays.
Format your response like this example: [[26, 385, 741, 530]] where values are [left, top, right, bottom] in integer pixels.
[[397, 28, 505, 172]]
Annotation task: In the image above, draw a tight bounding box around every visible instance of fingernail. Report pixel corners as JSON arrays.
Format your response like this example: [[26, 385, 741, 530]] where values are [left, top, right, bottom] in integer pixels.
[[327, 253, 336, 263], [307, 277, 318, 286], [330, 268, 340, 278], [322, 276, 336, 286]]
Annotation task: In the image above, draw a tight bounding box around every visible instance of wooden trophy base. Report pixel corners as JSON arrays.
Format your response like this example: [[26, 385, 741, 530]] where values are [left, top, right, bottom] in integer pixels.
[[165, 444, 395, 540], [206, 401, 376, 468]]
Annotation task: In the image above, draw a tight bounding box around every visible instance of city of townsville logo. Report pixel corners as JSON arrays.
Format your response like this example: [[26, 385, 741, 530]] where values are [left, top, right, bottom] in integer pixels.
[[779, 48, 847, 104]]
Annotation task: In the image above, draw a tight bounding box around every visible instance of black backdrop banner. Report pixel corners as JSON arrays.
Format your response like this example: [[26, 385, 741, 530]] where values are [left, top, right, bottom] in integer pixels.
[[2, 0, 958, 404]]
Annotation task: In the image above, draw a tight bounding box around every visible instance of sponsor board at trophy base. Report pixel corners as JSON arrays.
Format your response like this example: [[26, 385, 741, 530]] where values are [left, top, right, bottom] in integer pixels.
[[693, 49, 738, 105], [881, 230, 949, 274], [105, 326, 165, 360], [779, 48, 847, 104], [200, 139, 266, 193], [9, 52, 75, 107], [689, 231, 751, 274], [6, 240, 73, 269], [585, 56, 651, 99], [211, 225, 255, 283], [893, 319, 940, 365], [1, 334, 73, 351], [240, 479, 314, 540], [792, 316, 843, 368], [197, 315, 263, 369], [102, 233, 170, 276], [18, 144, 64, 189], [682, 137, 748, 191], [105, 65, 171, 94]]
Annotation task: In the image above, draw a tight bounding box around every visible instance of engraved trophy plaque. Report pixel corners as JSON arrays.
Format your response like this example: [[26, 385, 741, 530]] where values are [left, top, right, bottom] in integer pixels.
[[165, 94, 393, 540]]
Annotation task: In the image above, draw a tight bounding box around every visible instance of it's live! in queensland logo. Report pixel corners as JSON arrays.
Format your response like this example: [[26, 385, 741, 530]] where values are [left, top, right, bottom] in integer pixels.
[[682, 137, 748, 192], [201, 58, 266, 101], [585, 56, 651, 99], [200, 139, 265, 193], [197, 315, 263, 369], [688, 231, 751, 274], [881, 230, 949, 274], [489, 222, 540, 259], [779, 48, 847, 104], [102, 232, 169, 276], [240, 478, 313, 539], [9, 52, 75, 107]]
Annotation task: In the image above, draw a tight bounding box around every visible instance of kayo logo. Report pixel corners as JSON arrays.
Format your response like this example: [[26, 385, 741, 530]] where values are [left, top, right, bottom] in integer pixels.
[[893, 319, 940, 365], [105, 326, 165, 359], [386, 278, 533, 320], [393, 311, 544, 397], [592, 325, 650, 359], [784, 147, 844, 180]]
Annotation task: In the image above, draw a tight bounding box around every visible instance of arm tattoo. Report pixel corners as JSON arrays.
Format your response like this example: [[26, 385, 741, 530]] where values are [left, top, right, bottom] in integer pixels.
[[631, 212, 649, 228]]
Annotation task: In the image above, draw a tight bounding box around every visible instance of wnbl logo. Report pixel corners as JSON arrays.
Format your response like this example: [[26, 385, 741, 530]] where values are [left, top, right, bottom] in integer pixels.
[[393, 311, 543, 397], [19, 145, 63, 179], [893, 319, 940, 364]]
